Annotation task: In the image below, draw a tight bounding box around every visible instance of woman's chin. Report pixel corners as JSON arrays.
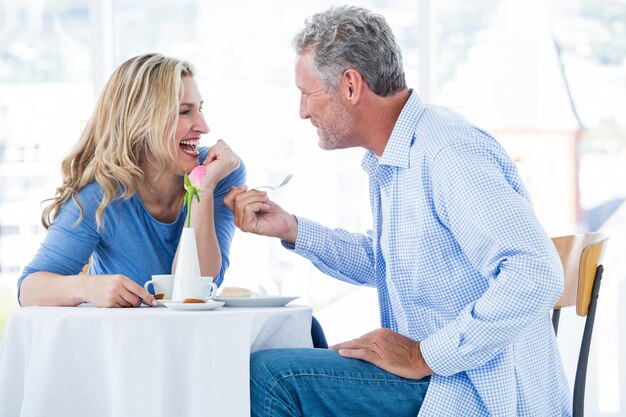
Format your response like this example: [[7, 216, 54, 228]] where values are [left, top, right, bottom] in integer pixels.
[[180, 152, 199, 167]]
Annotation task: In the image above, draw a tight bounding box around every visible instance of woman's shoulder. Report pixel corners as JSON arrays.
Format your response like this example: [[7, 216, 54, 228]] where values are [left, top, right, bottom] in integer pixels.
[[77, 181, 105, 199], [58, 181, 103, 212], [199, 146, 209, 162], [56, 180, 136, 232], [63, 181, 127, 217], [52, 181, 103, 230]]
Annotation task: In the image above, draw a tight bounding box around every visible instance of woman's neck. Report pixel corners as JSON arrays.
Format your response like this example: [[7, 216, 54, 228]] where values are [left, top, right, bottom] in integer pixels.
[[137, 167, 185, 223]]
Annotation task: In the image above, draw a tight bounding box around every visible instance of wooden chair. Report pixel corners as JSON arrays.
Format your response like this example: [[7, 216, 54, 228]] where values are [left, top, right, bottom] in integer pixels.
[[80, 258, 92, 274], [551, 232, 608, 417]]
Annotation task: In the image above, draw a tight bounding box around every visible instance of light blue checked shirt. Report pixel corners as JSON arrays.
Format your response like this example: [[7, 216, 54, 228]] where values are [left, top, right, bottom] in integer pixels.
[[286, 91, 571, 416]]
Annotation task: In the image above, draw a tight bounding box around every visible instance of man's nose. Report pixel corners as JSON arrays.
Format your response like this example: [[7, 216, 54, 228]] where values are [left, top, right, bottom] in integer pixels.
[[299, 94, 309, 120]]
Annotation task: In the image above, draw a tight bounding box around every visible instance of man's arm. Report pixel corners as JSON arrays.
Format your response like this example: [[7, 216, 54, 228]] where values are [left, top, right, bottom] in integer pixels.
[[420, 137, 563, 376], [225, 187, 378, 286]]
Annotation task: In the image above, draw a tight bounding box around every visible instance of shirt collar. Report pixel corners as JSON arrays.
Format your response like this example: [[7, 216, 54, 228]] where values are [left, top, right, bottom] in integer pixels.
[[362, 89, 425, 174]]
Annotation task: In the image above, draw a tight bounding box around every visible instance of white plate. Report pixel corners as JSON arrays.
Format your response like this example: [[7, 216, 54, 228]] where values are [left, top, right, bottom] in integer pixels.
[[213, 295, 299, 308], [164, 300, 225, 311]]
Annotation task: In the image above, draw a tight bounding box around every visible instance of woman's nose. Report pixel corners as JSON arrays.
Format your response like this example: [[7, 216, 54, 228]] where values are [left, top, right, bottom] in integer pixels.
[[195, 114, 209, 134]]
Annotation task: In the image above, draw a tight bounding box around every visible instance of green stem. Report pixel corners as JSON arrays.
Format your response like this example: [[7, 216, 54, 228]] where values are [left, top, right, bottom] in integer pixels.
[[185, 193, 191, 227]]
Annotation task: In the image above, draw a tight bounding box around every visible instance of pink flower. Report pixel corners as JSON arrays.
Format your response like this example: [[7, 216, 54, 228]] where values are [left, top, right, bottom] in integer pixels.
[[183, 165, 206, 227], [187, 165, 206, 190]]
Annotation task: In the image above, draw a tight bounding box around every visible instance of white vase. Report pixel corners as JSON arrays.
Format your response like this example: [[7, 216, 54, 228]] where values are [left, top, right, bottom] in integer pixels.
[[172, 227, 201, 301]]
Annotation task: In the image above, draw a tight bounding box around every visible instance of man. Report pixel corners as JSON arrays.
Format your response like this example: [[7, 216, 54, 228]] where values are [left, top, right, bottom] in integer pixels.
[[225, 5, 570, 416]]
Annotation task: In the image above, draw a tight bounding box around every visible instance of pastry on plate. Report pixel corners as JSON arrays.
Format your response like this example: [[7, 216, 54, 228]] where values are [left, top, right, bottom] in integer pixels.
[[219, 286, 256, 298], [182, 298, 205, 304]]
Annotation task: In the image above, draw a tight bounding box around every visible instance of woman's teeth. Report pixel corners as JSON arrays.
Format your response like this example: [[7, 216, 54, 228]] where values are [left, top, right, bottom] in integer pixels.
[[180, 140, 199, 155]]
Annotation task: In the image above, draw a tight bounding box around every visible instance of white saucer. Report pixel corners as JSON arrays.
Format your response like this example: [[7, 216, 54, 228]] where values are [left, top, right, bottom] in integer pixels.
[[141, 299, 168, 307], [164, 300, 225, 311], [213, 295, 299, 308]]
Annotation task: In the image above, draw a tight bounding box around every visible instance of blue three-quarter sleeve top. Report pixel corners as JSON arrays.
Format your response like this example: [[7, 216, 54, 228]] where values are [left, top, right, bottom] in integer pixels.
[[284, 91, 570, 416], [18, 147, 246, 297]]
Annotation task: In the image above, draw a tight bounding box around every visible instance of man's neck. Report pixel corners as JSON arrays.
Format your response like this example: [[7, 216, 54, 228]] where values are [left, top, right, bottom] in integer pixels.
[[358, 89, 411, 156]]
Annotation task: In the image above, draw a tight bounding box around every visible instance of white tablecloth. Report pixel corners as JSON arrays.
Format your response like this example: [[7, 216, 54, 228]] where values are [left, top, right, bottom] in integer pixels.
[[0, 304, 313, 417]]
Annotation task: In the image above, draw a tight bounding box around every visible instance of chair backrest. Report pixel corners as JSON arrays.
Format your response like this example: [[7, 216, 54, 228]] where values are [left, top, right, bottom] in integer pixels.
[[552, 232, 608, 316], [551, 232, 608, 417], [80, 258, 92, 275]]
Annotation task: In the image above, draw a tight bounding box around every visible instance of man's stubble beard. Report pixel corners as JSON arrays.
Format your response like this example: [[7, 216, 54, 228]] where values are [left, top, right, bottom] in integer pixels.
[[317, 100, 353, 151]]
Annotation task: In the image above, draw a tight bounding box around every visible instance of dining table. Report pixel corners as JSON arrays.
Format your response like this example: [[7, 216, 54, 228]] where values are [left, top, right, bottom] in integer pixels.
[[0, 303, 313, 417]]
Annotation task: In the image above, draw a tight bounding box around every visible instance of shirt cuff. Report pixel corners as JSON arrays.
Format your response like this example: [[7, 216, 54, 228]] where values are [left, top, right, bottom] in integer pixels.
[[420, 304, 472, 376], [280, 216, 323, 254]]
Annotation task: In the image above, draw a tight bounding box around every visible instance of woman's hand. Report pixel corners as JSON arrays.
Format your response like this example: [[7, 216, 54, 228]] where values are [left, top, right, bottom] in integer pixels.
[[19, 271, 157, 308], [80, 274, 157, 308], [202, 139, 240, 192]]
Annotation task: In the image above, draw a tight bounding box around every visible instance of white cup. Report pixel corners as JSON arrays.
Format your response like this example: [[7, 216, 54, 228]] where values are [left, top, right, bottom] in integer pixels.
[[180, 277, 218, 300], [144, 274, 174, 300]]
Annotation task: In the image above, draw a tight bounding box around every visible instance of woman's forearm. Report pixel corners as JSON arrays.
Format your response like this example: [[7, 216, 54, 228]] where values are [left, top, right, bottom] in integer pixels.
[[19, 272, 87, 307], [181, 191, 221, 280]]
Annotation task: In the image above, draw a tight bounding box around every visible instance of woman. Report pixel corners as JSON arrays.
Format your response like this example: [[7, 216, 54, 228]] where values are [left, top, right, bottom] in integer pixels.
[[18, 53, 245, 308]]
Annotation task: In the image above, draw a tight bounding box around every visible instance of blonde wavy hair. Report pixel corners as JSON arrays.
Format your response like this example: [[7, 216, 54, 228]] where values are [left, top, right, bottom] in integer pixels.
[[42, 53, 195, 230]]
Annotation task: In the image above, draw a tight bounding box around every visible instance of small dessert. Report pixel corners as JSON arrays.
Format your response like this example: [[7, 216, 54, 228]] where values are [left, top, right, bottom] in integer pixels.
[[182, 298, 205, 304], [219, 286, 256, 298], [154, 293, 165, 300]]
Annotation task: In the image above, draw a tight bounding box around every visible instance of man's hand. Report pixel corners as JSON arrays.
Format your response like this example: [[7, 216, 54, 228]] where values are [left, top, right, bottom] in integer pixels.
[[331, 328, 434, 380], [224, 185, 298, 243]]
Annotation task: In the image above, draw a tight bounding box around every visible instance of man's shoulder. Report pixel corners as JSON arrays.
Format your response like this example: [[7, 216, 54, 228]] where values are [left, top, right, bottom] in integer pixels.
[[415, 105, 499, 157], [420, 104, 477, 137]]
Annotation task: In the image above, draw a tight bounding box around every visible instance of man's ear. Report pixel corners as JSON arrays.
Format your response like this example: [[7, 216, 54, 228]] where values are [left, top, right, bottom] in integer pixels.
[[341, 69, 363, 103]]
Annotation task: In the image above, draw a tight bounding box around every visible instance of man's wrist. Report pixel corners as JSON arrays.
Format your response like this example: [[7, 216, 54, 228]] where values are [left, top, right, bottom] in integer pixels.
[[282, 214, 299, 244], [414, 342, 435, 378]]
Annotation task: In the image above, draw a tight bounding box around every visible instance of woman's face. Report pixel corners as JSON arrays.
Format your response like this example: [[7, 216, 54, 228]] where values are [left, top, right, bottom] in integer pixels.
[[172, 75, 209, 174]]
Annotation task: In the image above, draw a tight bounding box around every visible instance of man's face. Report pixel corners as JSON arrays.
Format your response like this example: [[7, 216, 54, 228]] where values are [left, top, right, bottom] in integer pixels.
[[295, 51, 354, 150]]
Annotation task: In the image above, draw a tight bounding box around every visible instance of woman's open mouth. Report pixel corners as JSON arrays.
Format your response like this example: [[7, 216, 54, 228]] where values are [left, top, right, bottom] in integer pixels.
[[180, 139, 199, 156]]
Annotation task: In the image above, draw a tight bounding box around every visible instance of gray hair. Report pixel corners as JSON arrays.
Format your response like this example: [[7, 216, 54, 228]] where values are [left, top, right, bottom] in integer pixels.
[[291, 5, 406, 97]]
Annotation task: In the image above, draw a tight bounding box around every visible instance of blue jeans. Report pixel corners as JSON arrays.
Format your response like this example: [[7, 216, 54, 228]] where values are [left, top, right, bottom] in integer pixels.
[[250, 348, 430, 417]]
